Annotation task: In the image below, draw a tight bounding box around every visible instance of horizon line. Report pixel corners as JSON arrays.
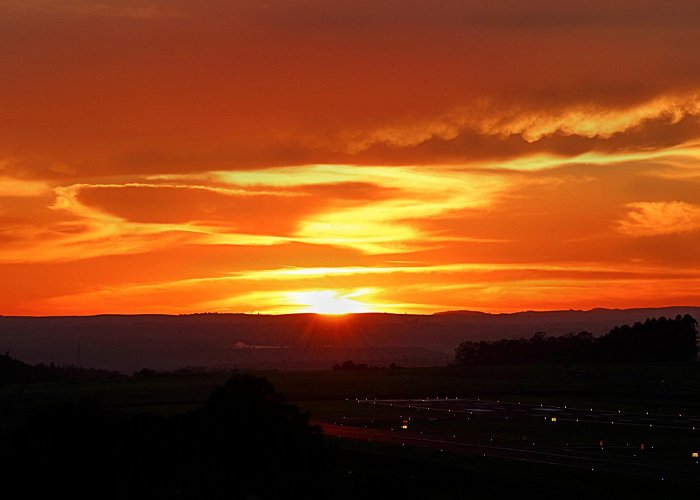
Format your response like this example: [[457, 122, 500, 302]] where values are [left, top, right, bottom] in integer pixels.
[[3, 304, 700, 319]]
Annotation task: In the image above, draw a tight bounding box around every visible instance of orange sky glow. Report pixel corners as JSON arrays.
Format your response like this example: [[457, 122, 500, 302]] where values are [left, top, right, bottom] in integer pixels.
[[3, 0, 700, 315]]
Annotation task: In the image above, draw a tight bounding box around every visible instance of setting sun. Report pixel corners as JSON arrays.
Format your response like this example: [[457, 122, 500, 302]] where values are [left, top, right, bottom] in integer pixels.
[[288, 290, 372, 315]]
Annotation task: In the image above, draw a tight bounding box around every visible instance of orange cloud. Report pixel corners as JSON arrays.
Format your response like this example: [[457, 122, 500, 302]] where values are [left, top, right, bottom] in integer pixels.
[[0, 176, 50, 197], [617, 202, 700, 237], [342, 94, 700, 153]]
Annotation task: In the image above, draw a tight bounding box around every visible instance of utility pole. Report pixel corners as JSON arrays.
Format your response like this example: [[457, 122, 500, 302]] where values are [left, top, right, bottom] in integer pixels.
[[76, 338, 83, 368]]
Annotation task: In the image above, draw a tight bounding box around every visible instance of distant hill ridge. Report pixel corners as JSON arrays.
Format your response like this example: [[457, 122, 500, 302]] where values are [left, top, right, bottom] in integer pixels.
[[1, 307, 698, 372]]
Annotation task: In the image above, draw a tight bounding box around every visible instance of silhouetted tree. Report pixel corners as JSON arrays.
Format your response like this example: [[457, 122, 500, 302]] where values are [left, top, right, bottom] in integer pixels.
[[180, 373, 324, 498], [595, 314, 698, 363]]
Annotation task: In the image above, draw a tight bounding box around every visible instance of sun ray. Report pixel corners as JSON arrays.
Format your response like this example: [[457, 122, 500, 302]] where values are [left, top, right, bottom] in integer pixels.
[[286, 290, 373, 315]]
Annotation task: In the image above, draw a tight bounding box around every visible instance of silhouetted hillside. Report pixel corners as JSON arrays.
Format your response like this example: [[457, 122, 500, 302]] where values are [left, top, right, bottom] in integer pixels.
[[1, 307, 699, 372], [0, 352, 57, 384], [0, 352, 122, 384]]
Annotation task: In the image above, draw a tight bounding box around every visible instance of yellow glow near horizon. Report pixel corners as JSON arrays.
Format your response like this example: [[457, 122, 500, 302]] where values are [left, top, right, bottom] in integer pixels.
[[287, 290, 373, 315]]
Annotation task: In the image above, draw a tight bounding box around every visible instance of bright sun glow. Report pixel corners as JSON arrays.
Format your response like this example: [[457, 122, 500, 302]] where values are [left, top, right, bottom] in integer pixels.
[[287, 290, 372, 315]]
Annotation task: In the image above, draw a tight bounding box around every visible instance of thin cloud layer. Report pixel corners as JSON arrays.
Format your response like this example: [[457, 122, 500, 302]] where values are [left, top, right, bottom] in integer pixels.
[[3, 0, 700, 176], [343, 93, 700, 153]]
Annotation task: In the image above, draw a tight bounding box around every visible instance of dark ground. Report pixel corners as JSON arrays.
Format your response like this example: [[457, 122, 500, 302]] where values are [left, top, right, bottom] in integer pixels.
[[2, 364, 700, 498]]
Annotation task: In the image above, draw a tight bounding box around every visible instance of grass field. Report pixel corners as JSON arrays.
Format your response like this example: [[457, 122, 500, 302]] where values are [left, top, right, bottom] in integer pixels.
[[4, 364, 700, 424]]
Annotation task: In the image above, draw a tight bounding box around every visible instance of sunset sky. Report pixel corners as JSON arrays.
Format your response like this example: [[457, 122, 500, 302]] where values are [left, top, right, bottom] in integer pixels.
[[3, 0, 700, 315]]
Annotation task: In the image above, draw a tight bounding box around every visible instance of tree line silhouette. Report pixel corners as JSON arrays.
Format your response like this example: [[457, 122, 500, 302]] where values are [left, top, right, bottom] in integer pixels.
[[332, 360, 402, 371], [455, 315, 698, 366]]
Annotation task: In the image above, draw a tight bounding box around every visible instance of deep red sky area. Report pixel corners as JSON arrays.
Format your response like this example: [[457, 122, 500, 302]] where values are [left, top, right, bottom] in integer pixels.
[[3, 0, 700, 314]]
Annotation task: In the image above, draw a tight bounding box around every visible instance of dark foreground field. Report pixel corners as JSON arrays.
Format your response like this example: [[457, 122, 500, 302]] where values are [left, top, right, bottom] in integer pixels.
[[2, 364, 700, 498]]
